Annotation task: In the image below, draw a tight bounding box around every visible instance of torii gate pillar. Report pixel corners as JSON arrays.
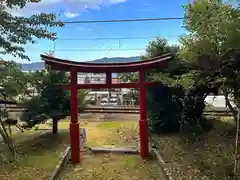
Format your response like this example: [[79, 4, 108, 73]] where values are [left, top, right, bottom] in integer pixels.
[[70, 69, 80, 163], [139, 70, 149, 159]]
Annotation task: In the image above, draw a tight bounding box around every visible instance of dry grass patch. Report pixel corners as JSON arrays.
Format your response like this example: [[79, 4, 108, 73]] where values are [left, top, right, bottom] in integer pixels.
[[59, 153, 161, 180], [152, 117, 236, 180]]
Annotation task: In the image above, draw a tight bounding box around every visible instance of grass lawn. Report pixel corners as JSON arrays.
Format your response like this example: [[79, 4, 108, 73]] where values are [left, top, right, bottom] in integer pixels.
[[59, 119, 139, 147], [152, 116, 236, 180], [0, 119, 161, 180], [0, 128, 70, 180], [58, 119, 162, 180]]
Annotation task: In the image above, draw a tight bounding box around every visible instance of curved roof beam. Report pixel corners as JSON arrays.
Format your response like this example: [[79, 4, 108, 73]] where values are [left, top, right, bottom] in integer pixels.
[[41, 53, 172, 73]]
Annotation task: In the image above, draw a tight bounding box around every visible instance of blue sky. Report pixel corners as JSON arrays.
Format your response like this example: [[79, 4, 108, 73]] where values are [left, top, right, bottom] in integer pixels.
[[7, 0, 189, 63]]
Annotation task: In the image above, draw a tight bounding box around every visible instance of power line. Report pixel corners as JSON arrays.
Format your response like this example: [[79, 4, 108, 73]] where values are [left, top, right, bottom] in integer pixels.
[[57, 37, 156, 41], [55, 48, 145, 52], [56, 35, 180, 41], [62, 17, 184, 24], [26, 48, 145, 52]]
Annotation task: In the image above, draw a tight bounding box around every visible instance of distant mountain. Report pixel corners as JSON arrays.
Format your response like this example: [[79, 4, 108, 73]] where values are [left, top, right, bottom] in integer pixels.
[[87, 56, 140, 63], [21, 62, 45, 71], [20, 56, 140, 71]]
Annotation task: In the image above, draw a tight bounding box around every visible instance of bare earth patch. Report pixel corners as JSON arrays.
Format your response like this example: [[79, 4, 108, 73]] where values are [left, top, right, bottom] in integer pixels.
[[152, 117, 236, 180]]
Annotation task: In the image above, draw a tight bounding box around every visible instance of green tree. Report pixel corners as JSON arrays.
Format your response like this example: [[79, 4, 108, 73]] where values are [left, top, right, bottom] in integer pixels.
[[22, 69, 91, 134], [180, 0, 240, 178], [21, 68, 70, 134], [119, 38, 190, 88], [142, 38, 194, 133], [0, 0, 63, 60], [119, 37, 214, 134], [0, 61, 29, 160], [119, 38, 194, 133], [180, 0, 240, 119], [0, 61, 29, 100], [141, 38, 190, 83]]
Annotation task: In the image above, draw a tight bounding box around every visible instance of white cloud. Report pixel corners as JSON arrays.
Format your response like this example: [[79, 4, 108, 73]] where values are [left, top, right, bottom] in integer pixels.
[[8, 0, 128, 17], [64, 11, 79, 18]]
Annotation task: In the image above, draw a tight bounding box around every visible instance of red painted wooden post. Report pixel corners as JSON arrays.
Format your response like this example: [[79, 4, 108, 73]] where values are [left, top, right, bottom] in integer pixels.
[[139, 70, 149, 159], [106, 72, 112, 85], [70, 69, 80, 163]]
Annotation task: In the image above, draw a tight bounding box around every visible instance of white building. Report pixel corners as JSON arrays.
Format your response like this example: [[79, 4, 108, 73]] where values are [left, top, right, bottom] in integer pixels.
[[205, 95, 235, 108], [75, 73, 130, 104]]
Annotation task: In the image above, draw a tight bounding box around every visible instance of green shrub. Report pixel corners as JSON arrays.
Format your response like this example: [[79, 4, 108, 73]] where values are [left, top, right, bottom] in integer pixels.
[[147, 84, 211, 134], [147, 85, 184, 134]]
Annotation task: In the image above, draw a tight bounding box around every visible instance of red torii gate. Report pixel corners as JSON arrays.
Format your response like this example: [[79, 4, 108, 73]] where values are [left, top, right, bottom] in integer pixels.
[[41, 53, 172, 164]]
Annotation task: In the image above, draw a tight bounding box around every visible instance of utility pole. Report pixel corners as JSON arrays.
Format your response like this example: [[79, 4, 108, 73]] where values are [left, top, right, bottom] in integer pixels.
[[53, 40, 56, 53]]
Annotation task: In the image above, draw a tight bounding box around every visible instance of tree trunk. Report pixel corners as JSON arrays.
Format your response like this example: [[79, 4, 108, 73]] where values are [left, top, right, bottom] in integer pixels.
[[223, 89, 237, 122], [52, 118, 58, 134], [234, 108, 240, 180], [0, 120, 16, 160]]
